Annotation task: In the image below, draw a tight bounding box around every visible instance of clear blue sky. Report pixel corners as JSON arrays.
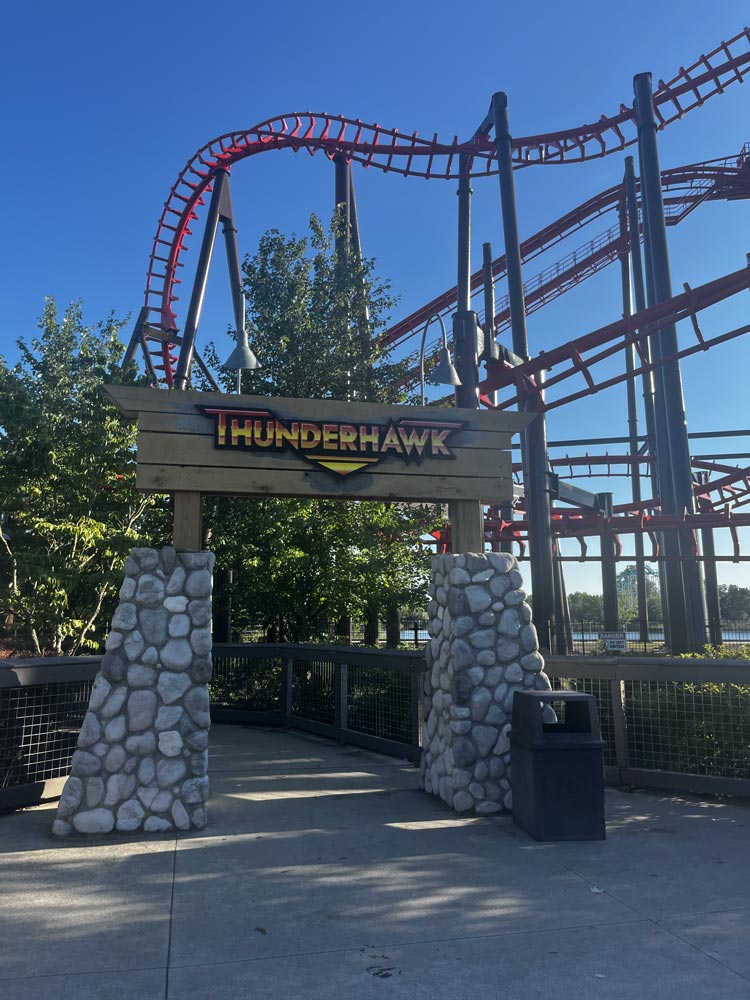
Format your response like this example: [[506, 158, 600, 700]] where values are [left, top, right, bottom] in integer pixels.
[[1, 1, 748, 594]]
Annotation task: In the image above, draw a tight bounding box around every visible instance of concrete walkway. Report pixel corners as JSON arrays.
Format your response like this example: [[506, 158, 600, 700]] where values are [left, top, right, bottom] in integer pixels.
[[1, 725, 750, 999]]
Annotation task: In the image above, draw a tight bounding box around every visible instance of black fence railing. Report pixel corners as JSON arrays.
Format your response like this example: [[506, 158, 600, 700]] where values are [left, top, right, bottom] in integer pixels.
[[545, 655, 750, 797], [0, 657, 101, 811], [238, 620, 430, 648], [211, 643, 425, 762], [548, 620, 750, 656], [5, 644, 750, 812]]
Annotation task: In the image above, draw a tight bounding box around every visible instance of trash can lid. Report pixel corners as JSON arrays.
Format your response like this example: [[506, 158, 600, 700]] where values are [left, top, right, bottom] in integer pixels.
[[510, 690, 604, 747]]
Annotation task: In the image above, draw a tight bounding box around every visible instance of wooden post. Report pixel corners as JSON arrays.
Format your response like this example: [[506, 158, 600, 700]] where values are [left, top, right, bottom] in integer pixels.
[[173, 491, 203, 550], [449, 500, 485, 553]]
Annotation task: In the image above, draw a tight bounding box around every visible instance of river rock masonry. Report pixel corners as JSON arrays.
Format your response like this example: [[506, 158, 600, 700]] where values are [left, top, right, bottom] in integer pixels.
[[52, 547, 214, 837], [420, 551, 552, 815]]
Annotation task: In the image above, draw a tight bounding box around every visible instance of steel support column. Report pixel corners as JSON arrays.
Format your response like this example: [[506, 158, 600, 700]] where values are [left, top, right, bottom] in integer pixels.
[[492, 91, 555, 646], [625, 156, 671, 643], [698, 479, 723, 646], [450, 152, 484, 552], [481, 242, 500, 406], [634, 74, 706, 652], [598, 493, 619, 631], [173, 168, 229, 391], [618, 198, 649, 642], [333, 154, 351, 256]]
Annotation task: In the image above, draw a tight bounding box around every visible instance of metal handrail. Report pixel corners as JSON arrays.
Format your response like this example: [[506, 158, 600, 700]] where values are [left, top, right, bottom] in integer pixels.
[[0, 656, 101, 688]]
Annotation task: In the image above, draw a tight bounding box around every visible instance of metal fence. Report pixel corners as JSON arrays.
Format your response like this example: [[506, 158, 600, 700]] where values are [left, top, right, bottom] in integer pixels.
[[212, 643, 424, 762], [0, 657, 101, 810], [4, 644, 750, 812], [545, 655, 750, 797], [238, 619, 431, 648], [549, 620, 750, 656]]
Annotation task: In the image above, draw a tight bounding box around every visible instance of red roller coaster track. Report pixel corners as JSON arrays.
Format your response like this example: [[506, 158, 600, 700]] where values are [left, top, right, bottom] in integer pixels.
[[385, 149, 750, 356], [136, 28, 750, 386]]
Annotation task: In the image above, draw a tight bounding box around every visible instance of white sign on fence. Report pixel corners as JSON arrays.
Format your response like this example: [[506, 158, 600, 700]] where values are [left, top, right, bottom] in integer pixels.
[[598, 631, 628, 652]]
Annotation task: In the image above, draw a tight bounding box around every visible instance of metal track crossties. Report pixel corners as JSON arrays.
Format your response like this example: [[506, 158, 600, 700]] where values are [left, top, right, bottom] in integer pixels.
[[133, 28, 750, 387], [477, 265, 750, 412], [382, 149, 750, 350]]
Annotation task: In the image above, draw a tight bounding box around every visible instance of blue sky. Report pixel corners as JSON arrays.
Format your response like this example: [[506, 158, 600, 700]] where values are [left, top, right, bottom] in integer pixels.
[[1, 1, 748, 594]]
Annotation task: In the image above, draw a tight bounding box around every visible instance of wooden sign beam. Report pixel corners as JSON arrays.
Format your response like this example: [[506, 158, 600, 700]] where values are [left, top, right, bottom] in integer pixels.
[[105, 386, 534, 506]]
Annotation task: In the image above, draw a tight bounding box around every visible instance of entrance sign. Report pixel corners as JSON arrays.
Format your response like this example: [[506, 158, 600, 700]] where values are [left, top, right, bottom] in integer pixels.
[[105, 387, 533, 503], [199, 405, 466, 477]]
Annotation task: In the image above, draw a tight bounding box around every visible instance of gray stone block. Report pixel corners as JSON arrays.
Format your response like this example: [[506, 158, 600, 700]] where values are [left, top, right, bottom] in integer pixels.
[[172, 800, 190, 830], [496, 638, 520, 662], [187, 599, 212, 627], [184, 687, 210, 728], [86, 777, 104, 808], [452, 737, 477, 768], [77, 713, 101, 748], [157, 671, 192, 704], [466, 585, 492, 613], [447, 588, 468, 617], [57, 777, 83, 817], [103, 714, 127, 743], [123, 630, 145, 661], [127, 665, 157, 688], [101, 654, 126, 684], [125, 732, 157, 756], [104, 772, 135, 806], [71, 750, 102, 776], [161, 638, 193, 671], [487, 552, 515, 574], [453, 790, 474, 812], [88, 675, 111, 713], [127, 690, 157, 732], [190, 627, 212, 656], [157, 758, 187, 788], [99, 684, 127, 719], [144, 816, 174, 832], [469, 629, 495, 650], [158, 731, 184, 757], [111, 603, 137, 631], [473, 725, 498, 758], [185, 570, 212, 598], [116, 799, 145, 832], [72, 809, 115, 834], [138, 608, 168, 646]]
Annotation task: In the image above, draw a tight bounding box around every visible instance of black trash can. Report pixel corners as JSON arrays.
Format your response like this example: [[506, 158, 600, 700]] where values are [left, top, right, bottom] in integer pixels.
[[510, 690, 606, 841]]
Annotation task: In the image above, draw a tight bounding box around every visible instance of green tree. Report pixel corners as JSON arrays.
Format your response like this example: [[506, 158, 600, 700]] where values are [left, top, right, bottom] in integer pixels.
[[0, 301, 167, 654], [235, 213, 408, 402], [567, 592, 604, 621], [202, 214, 441, 641], [617, 564, 663, 623], [718, 584, 750, 621]]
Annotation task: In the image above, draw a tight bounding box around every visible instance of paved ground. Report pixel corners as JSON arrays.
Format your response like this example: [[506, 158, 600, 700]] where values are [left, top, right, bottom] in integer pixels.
[[1, 724, 750, 999]]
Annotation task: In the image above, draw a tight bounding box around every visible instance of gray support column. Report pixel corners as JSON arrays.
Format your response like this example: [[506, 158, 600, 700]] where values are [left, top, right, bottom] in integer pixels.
[[421, 552, 552, 815], [625, 156, 669, 643], [173, 169, 229, 391], [333, 154, 351, 256], [618, 198, 649, 642], [492, 92, 555, 648], [625, 156, 670, 642], [450, 152, 484, 553], [634, 74, 705, 652], [600, 494, 619, 631], [52, 547, 214, 837]]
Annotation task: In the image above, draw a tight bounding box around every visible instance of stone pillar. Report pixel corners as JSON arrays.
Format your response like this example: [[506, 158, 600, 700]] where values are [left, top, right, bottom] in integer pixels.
[[420, 551, 552, 815], [52, 547, 214, 837]]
